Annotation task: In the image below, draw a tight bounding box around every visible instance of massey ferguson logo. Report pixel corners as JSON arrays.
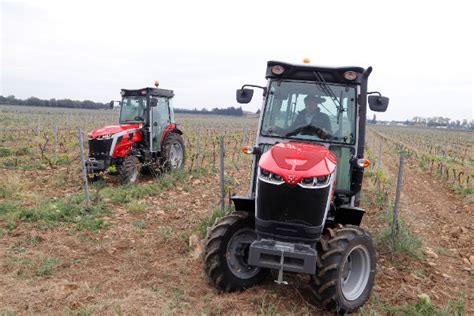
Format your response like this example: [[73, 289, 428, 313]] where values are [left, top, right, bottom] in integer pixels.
[[287, 175, 297, 183]]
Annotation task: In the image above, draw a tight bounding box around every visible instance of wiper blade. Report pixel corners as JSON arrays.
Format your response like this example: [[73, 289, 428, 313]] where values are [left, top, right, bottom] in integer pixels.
[[312, 71, 345, 123]]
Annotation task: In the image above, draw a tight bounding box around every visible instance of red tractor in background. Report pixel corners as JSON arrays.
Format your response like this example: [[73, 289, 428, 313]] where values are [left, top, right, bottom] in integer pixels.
[[86, 84, 185, 183], [203, 60, 389, 313]]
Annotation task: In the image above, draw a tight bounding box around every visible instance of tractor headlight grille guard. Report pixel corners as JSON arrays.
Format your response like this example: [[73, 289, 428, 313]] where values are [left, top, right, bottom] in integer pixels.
[[258, 168, 284, 185], [298, 174, 332, 189]]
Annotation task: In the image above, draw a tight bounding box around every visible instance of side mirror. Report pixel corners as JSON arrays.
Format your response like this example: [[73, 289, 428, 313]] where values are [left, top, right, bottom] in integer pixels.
[[150, 98, 158, 107], [368, 95, 389, 112], [236, 88, 254, 104], [109, 101, 114, 109]]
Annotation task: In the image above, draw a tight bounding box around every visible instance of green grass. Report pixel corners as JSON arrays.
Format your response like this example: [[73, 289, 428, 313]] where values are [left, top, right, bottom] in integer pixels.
[[363, 166, 423, 260], [362, 293, 465, 316], [132, 220, 147, 230], [5, 255, 63, 278], [196, 206, 233, 238], [0, 194, 109, 231], [413, 269, 426, 279], [35, 257, 63, 276], [385, 294, 464, 315], [158, 226, 173, 241], [0, 184, 13, 199], [101, 170, 188, 205], [377, 207, 423, 260], [125, 200, 147, 213], [14, 145, 32, 156], [448, 183, 474, 204], [0, 146, 12, 157]]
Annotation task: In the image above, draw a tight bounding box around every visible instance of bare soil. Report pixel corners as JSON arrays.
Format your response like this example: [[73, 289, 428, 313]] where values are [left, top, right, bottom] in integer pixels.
[[365, 151, 473, 312], [1, 152, 472, 314]]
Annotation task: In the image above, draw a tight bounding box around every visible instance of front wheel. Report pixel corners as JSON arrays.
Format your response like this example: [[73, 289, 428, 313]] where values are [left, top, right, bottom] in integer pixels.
[[310, 225, 376, 314], [161, 133, 185, 171], [203, 212, 267, 292], [117, 155, 141, 184]]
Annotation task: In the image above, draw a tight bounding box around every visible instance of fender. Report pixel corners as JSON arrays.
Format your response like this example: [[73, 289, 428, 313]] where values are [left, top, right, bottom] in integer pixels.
[[334, 205, 365, 226], [160, 123, 183, 145], [231, 195, 255, 214]]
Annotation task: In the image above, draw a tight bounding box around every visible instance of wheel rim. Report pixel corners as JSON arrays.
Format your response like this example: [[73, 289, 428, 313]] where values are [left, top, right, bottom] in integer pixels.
[[169, 141, 183, 169], [226, 228, 261, 279], [341, 245, 371, 301]]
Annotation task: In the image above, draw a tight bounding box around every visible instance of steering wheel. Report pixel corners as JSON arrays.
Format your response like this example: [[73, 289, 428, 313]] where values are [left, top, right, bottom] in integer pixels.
[[134, 116, 144, 121], [286, 125, 330, 139]]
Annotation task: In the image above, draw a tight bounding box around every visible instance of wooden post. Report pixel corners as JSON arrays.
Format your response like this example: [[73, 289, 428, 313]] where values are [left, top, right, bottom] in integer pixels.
[[77, 128, 90, 206], [391, 151, 405, 246], [219, 136, 225, 211]]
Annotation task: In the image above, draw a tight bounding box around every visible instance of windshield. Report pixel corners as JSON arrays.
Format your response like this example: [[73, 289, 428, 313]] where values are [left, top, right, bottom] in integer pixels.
[[120, 96, 147, 123], [261, 80, 357, 144]]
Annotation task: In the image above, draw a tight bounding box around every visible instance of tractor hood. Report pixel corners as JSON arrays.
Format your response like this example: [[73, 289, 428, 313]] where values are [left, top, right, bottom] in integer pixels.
[[259, 142, 336, 185], [88, 124, 142, 139]]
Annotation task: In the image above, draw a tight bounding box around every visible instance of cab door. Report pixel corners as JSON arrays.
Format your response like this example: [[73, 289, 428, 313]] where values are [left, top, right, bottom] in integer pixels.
[[150, 97, 171, 152]]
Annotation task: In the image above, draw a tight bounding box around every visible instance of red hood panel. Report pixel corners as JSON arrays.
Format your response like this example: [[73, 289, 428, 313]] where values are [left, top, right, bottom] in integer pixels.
[[88, 124, 142, 138], [259, 142, 336, 185]]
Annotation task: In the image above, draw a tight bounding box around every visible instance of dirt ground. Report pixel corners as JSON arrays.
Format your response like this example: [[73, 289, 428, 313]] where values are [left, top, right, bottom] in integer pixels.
[[1, 150, 473, 314], [366, 149, 473, 312]]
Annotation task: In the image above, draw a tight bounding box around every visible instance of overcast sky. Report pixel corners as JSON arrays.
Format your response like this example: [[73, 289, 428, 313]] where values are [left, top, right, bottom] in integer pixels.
[[1, 0, 472, 121]]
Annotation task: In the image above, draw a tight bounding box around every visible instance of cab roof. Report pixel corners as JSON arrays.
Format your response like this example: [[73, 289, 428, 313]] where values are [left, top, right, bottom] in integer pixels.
[[121, 87, 174, 98], [265, 61, 368, 84]]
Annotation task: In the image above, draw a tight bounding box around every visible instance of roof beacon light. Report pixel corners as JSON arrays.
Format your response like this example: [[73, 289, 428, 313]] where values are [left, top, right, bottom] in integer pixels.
[[303, 58, 311, 64], [154, 80, 160, 87], [344, 71, 358, 81], [271, 65, 285, 75]]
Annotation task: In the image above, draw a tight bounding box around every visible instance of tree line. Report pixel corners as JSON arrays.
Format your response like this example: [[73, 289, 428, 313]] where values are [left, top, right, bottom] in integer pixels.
[[369, 114, 473, 130], [0, 95, 109, 109], [174, 106, 244, 116], [0, 95, 245, 116]]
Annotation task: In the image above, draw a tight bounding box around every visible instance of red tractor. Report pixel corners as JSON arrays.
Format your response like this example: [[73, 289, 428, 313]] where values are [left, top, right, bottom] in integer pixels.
[[86, 85, 185, 183], [203, 61, 389, 313]]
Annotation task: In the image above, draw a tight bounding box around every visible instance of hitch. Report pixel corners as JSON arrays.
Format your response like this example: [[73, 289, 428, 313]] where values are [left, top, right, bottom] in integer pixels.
[[275, 249, 288, 285], [248, 239, 317, 274]]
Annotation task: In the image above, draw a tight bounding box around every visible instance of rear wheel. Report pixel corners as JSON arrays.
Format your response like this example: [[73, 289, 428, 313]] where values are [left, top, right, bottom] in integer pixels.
[[162, 133, 185, 171], [310, 225, 376, 314], [117, 156, 140, 184], [203, 211, 267, 292]]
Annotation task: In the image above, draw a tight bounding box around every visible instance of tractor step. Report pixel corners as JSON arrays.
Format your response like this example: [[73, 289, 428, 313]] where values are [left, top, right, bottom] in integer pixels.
[[248, 239, 317, 274]]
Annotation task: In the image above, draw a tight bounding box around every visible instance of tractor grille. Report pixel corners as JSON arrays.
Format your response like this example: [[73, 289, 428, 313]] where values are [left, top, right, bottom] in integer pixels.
[[88, 138, 113, 158], [256, 179, 330, 243]]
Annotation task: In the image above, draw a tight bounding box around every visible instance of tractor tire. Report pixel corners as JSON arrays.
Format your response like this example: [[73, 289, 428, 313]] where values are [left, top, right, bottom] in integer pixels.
[[161, 133, 185, 171], [310, 225, 376, 314], [117, 156, 141, 184], [203, 211, 267, 292]]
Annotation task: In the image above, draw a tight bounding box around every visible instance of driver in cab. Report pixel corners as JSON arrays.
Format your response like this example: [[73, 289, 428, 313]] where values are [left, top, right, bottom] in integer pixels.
[[289, 95, 332, 139]]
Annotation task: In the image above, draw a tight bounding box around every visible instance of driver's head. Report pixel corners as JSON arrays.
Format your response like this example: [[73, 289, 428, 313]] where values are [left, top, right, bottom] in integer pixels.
[[304, 95, 322, 114]]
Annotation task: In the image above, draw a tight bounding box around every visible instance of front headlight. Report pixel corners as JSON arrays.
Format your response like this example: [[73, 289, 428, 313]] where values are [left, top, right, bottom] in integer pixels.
[[298, 175, 331, 189], [258, 168, 284, 185], [97, 134, 114, 140]]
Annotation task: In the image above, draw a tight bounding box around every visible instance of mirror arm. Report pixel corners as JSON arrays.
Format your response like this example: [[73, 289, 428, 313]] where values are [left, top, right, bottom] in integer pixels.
[[367, 91, 381, 96], [241, 84, 267, 96]]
